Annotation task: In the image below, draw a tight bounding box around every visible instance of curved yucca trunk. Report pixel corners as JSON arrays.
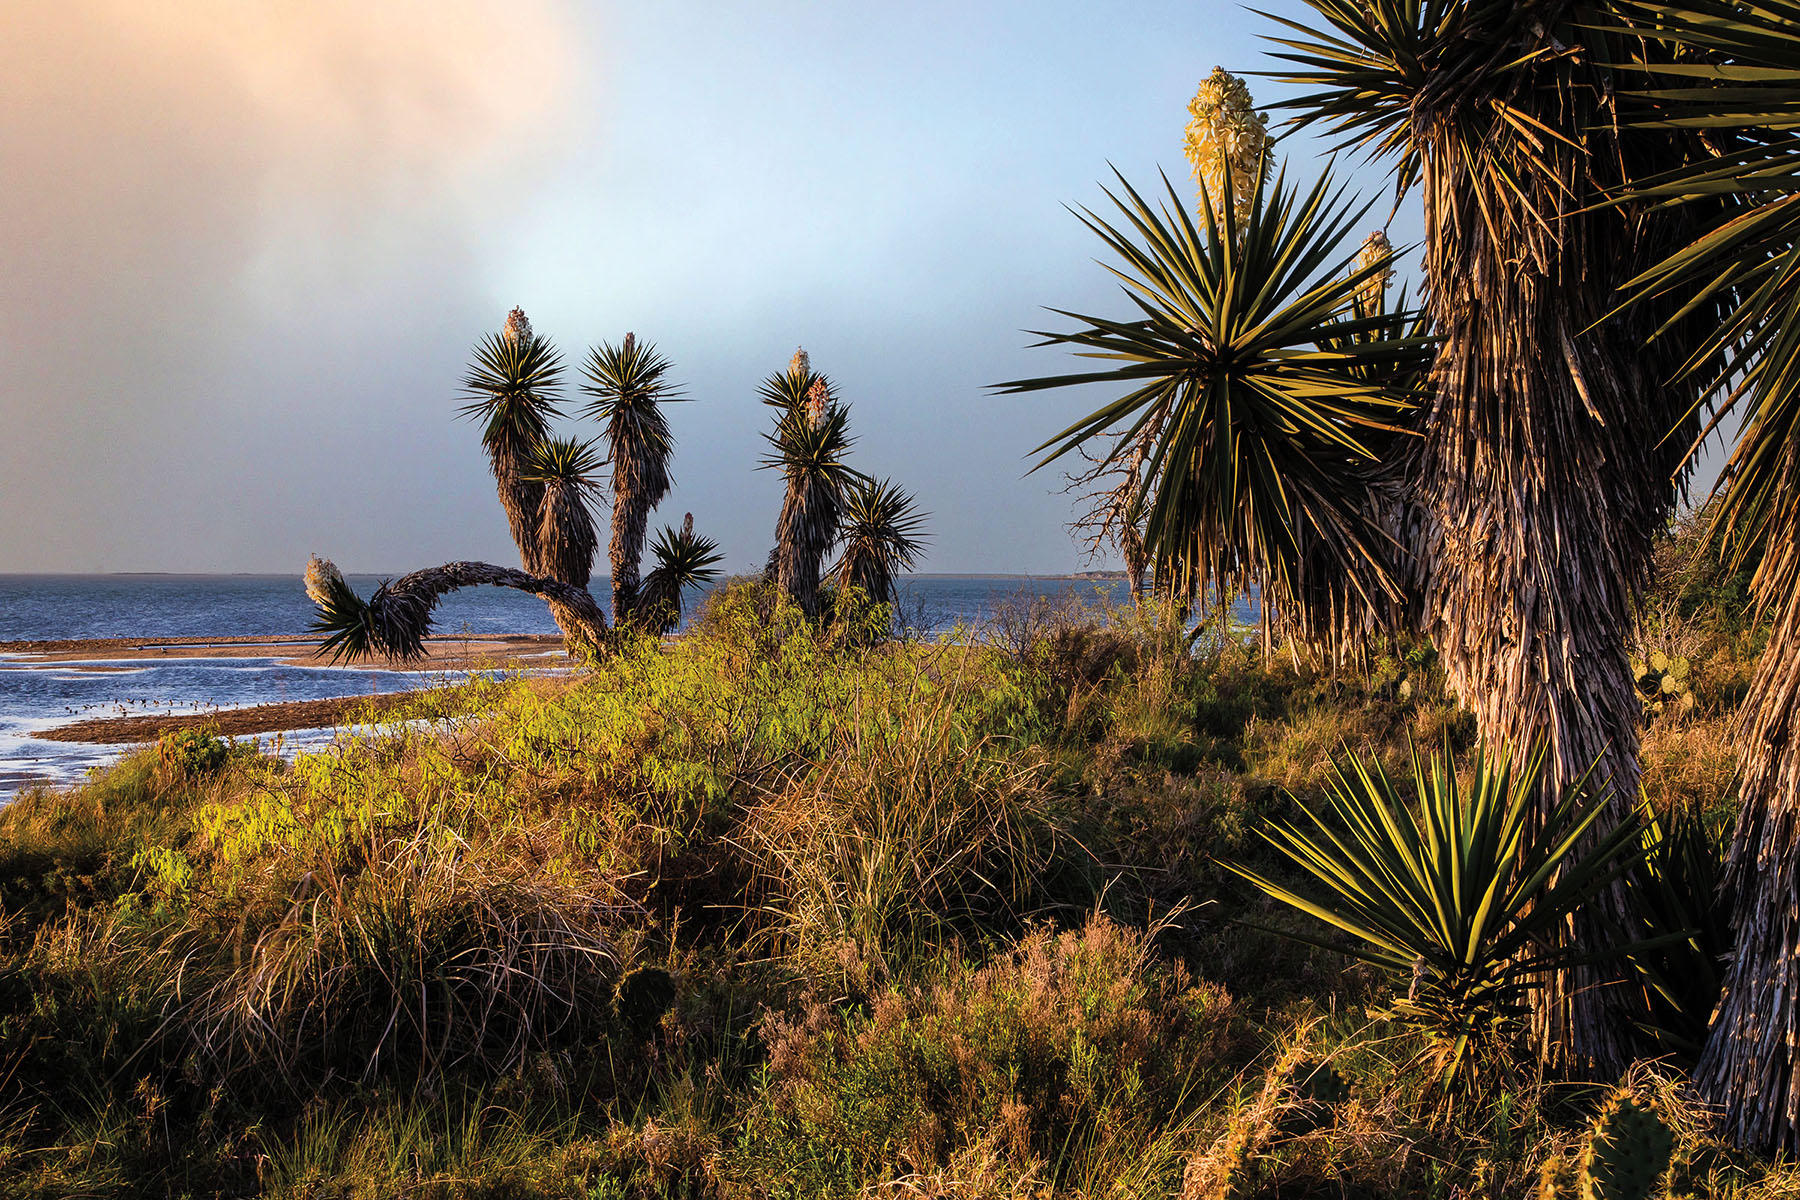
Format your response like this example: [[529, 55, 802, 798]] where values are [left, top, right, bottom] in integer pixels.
[[1407, 92, 1698, 1074], [313, 560, 607, 663]]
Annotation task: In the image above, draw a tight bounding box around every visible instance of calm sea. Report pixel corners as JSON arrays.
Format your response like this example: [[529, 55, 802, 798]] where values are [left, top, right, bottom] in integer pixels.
[[0, 573, 1135, 796]]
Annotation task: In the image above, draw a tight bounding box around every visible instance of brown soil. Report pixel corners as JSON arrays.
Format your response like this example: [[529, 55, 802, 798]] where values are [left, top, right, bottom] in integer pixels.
[[14, 636, 574, 746]]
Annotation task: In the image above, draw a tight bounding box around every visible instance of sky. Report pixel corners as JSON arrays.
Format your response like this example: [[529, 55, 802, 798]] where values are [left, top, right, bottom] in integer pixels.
[[0, 0, 1417, 575]]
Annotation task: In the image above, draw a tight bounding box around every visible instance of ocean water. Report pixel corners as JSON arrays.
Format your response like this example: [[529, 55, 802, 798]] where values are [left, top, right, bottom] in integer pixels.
[[0, 573, 1137, 796]]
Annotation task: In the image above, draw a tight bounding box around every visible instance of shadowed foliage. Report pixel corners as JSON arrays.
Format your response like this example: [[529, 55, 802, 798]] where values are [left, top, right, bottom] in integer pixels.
[[1595, 0, 1800, 1151], [1263, 0, 1732, 1069]]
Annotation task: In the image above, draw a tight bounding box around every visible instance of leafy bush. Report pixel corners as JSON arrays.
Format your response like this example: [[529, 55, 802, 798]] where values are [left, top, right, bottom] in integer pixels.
[[155, 728, 228, 780]]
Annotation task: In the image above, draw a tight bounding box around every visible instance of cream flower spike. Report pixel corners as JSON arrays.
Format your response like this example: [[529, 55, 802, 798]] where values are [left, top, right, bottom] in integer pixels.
[[502, 306, 532, 346], [304, 555, 346, 608], [1354, 230, 1395, 315], [1183, 67, 1271, 231]]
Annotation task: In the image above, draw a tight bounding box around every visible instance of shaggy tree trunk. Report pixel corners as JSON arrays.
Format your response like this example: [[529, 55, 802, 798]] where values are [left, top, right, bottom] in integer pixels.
[[608, 439, 669, 632], [1410, 104, 1693, 1074], [776, 478, 838, 620], [1696, 536, 1800, 1151]]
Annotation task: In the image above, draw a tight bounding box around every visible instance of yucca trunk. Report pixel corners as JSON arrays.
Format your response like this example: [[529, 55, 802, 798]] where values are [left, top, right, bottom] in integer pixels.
[[372, 561, 606, 661], [609, 436, 669, 629], [534, 480, 601, 653], [1697, 523, 1800, 1149], [776, 477, 839, 620], [1409, 102, 1694, 1071]]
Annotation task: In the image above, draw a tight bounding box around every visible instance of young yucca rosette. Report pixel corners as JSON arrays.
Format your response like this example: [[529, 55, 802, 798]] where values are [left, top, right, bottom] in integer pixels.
[[304, 554, 378, 662]]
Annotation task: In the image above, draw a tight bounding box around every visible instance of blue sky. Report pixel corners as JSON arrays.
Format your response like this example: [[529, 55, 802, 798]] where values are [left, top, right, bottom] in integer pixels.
[[0, 1, 1419, 574]]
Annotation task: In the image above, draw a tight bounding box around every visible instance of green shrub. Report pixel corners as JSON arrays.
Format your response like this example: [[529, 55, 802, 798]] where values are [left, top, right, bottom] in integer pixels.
[[155, 728, 228, 780]]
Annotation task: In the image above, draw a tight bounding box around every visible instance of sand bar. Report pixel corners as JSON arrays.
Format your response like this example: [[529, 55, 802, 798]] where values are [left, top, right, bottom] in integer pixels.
[[0, 633, 564, 670], [6, 634, 567, 746]]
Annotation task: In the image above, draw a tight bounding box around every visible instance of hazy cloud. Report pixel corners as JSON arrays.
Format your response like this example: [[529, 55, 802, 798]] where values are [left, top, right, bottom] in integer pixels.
[[0, 1, 588, 570]]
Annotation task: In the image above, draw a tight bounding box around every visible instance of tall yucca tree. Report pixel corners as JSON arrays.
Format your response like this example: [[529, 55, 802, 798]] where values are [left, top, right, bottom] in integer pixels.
[[581, 332, 682, 630], [1262, 1, 1728, 1070], [760, 350, 860, 619], [998, 162, 1432, 658], [833, 477, 929, 614], [1597, 0, 1800, 1150], [460, 307, 564, 574]]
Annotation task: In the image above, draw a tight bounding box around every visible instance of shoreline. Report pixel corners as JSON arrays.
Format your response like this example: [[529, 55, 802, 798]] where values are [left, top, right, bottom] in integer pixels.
[[4, 634, 566, 747], [0, 633, 565, 670]]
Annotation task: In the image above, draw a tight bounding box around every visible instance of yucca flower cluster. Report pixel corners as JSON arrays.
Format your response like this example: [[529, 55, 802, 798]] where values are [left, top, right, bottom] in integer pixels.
[[1354, 230, 1395, 317], [1183, 66, 1271, 230], [503, 306, 532, 346]]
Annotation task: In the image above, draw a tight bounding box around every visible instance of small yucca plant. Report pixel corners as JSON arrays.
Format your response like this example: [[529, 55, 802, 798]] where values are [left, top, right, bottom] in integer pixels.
[[523, 436, 607, 590], [833, 477, 929, 614], [637, 514, 725, 635], [1230, 740, 1647, 1089]]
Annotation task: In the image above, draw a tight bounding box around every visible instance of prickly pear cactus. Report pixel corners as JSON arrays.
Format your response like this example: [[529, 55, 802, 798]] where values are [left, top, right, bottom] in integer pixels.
[[1276, 1057, 1351, 1137], [1535, 1153, 1575, 1200], [1630, 649, 1695, 719], [1577, 1092, 1674, 1200]]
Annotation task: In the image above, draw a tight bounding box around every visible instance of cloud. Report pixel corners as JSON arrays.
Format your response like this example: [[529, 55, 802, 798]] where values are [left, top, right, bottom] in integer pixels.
[[0, 1, 589, 570]]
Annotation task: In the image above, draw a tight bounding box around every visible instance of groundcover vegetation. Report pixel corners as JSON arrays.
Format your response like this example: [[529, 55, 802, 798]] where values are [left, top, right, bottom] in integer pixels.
[[0, 556, 1781, 1199]]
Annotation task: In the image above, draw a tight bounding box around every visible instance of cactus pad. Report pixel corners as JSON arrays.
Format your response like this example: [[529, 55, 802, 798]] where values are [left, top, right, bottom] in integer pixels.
[[1577, 1092, 1673, 1200]]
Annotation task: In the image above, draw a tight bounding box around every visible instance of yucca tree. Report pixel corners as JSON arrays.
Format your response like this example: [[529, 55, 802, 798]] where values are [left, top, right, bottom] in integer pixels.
[[999, 163, 1432, 657], [637, 514, 725, 636], [1589, 0, 1800, 1150], [1265, 3, 1745, 1069], [460, 307, 564, 573], [308, 308, 624, 661], [760, 350, 861, 619], [581, 332, 682, 630], [833, 477, 929, 614]]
